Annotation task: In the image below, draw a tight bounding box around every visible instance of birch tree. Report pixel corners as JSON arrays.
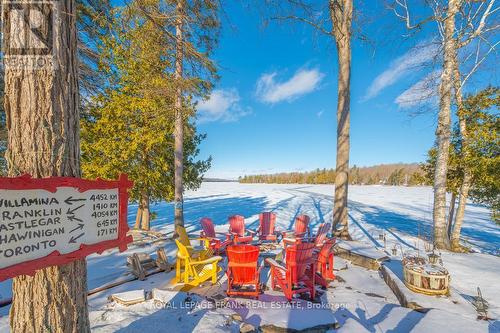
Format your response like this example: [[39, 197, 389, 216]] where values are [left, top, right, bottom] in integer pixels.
[[448, 0, 498, 250], [433, 0, 461, 249], [390, 0, 498, 249], [2, 0, 90, 330]]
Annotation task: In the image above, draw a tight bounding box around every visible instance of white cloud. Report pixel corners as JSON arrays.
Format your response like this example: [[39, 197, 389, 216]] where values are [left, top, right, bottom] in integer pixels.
[[395, 70, 441, 109], [364, 42, 439, 100], [256, 68, 324, 103], [317, 110, 324, 118], [197, 88, 251, 123]]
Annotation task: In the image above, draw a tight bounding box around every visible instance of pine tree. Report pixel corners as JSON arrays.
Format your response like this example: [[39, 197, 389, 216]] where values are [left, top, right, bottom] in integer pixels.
[[135, 0, 219, 231], [3, 0, 90, 330], [81, 2, 210, 230], [0, 0, 110, 175]]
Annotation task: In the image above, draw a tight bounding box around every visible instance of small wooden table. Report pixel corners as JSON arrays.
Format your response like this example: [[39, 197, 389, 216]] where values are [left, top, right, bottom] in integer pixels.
[[253, 242, 284, 266]]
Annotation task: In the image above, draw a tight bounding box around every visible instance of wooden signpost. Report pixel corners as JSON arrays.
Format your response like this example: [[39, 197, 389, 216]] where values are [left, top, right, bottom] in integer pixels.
[[0, 174, 133, 281]]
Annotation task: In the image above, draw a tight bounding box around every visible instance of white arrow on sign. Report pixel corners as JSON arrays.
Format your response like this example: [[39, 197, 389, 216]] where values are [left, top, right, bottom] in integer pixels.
[[0, 187, 121, 269]]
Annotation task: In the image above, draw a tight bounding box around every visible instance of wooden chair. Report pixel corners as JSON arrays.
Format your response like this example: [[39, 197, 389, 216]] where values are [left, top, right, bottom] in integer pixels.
[[228, 215, 255, 244], [174, 239, 222, 286], [226, 244, 262, 298], [255, 212, 279, 242], [176, 225, 213, 259], [266, 243, 316, 301], [200, 217, 232, 254], [310, 222, 331, 248], [313, 239, 336, 288], [280, 215, 311, 239], [283, 222, 331, 249]]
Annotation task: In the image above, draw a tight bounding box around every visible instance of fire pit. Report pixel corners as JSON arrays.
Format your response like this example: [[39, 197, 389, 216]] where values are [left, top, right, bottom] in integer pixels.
[[402, 254, 450, 296], [254, 242, 283, 265]]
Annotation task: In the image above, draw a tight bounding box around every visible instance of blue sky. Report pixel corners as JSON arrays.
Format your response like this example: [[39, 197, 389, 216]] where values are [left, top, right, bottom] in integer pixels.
[[192, 2, 484, 179]]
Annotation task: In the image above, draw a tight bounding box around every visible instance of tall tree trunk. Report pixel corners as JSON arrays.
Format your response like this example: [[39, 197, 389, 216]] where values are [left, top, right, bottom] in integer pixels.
[[447, 192, 457, 239], [433, 0, 460, 250], [3, 1, 90, 331], [330, 0, 352, 240], [174, 0, 184, 232], [134, 204, 144, 229], [140, 192, 150, 231], [451, 57, 471, 251]]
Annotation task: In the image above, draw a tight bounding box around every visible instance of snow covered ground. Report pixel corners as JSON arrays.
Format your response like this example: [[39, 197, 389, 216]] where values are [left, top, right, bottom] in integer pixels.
[[1, 183, 499, 332]]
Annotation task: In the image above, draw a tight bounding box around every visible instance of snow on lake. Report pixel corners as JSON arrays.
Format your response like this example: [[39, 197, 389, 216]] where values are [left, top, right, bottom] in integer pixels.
[[1, 183, 499, 332], [130, 183, 498, 254]]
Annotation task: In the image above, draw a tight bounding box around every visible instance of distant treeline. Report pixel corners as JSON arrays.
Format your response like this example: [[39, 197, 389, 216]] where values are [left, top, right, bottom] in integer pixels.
[[239, 163, 428, 186]]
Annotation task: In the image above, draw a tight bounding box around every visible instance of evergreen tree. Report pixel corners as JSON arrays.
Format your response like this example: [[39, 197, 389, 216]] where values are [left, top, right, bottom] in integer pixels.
[[81, 2, 210, 230], [0, 0, 112, 175], [136, 0, 220, 230]]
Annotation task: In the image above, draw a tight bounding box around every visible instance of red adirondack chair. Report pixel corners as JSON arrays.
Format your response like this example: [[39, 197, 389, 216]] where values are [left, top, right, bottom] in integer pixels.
[[255, 212, 279, 242], [280, 215, 311, 239], [313, 239, 336, 288], [283, 222, 331, 249], [200, 217, 232, 254], [226, 245, 262, 298], [266, 242, 316, 301], [228, 215, 255, 244]]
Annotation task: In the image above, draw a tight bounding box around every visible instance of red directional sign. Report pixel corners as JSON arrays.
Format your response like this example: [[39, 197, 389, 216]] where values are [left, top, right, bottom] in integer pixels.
[[0, 174, 133, 281]]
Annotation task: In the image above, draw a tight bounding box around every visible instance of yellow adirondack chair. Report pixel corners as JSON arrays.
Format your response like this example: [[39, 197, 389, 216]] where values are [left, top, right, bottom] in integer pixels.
[[174, 239, 222, 286], [175, 225, 213, 259]]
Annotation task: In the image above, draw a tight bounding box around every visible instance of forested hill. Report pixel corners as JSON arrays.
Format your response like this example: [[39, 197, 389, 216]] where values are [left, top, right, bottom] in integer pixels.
[[239, 163, 427, 186]]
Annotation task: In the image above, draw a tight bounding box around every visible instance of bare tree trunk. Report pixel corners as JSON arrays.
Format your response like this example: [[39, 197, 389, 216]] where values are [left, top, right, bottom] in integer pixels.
[[330, 0, 352, 240], [447, 192, 457, 239], [452, 173, 471, 250], [451, 57, 471, 251], [134, 204, 143, 229], [433, 0, 460, 250], [3, 1, 90, 331], [174, 0, 184, 232], [140, 192, 151, 231]]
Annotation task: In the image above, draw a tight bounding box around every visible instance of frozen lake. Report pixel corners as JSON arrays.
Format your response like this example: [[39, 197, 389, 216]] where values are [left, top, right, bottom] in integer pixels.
[[128, 182, 498, 254]]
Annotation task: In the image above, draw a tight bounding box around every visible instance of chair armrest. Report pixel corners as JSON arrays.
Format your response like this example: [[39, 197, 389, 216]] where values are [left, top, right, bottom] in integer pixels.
[[213, 231, 231, 238], [282, 237, 296, 246], [193, 237, 211, 248], [280, 230, 294, 238], [190, 256, 223, 266], [265, 258, 286, 271], [295, 231, 307, 238], [247, 229, 257, 236]]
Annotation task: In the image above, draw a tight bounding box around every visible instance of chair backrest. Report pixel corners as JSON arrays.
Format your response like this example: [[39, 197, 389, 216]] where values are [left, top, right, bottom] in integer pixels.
[[228, 215, 246, 236], [175, 239, 191, 260], [318, 239, 335, 264], [259, 212, 276, 235], [200, 217, 216, 238], [176, 225, 191, 248], [314, 223, 331, 247], [285, 242, 315, 283], [295, 215, 310, 235], [227, 245, 260, 283]]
